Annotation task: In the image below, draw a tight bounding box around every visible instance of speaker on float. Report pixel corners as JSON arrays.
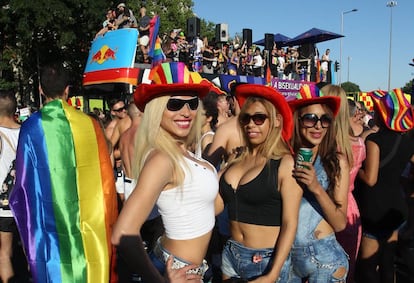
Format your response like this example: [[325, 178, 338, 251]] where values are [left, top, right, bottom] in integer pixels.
[[215, 23, 229, 43], [242, 28, 252, 47], [187, 17, 200, 38], [264, 33, 274, 50]]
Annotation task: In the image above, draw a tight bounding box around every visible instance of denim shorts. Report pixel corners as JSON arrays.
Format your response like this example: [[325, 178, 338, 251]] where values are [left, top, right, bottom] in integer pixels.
[[362, 221, 405, 241], [288, 234, 349, 282], [148, 237, 208, 278], [221, 239, 290, 282]]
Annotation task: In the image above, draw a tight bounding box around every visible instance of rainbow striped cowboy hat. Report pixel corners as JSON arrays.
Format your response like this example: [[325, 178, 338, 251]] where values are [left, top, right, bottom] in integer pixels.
[[134, 62, 210, 112], [369, 88, 414, 132], [288, 84, 341, 117]]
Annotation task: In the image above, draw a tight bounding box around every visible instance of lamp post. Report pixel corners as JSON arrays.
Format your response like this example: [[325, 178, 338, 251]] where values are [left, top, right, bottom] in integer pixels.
[[340, 8, 358, 86], [347, 56, 351, 82], [387, 1, 397, 91]]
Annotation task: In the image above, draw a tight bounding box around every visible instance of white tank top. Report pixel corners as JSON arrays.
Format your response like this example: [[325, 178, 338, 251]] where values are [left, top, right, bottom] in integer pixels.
[[156, 153, 218, 240], [0, 127, 19, 185], [0, 126, 20, 218]]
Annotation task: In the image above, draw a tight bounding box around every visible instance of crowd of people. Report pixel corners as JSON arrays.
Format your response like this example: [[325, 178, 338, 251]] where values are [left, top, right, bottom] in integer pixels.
[[2, 61, 414, 283], [93, 4, 332, 83]]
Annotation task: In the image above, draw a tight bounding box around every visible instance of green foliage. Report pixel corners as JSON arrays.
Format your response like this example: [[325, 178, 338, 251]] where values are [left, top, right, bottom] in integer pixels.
[[0, 0, 218, 107], [341, 81, 360, 94], [402, 79, 413, 94]]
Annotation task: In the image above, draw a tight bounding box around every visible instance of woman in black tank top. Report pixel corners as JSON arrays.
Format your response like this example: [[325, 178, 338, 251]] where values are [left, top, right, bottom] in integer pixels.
[[217, 84, 302, 282]]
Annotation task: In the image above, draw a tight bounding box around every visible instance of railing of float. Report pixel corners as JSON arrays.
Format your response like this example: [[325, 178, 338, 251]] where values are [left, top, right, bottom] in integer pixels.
[[81, 28, 317, 110]]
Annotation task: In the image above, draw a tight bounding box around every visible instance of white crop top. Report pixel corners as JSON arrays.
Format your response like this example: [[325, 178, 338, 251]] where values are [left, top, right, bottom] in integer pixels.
[[156, 154, 218, 240]]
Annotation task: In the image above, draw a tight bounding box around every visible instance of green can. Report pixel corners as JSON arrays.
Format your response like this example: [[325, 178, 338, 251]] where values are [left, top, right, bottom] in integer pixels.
[[296, 147, 313, 169]]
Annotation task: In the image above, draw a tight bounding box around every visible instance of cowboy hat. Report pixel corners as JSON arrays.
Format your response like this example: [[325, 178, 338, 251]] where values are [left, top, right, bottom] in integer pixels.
[[134, 62, 210, 112], [369, 88, 414, 132], [234, 84, 293, 141], [288, 84, 341, 117]]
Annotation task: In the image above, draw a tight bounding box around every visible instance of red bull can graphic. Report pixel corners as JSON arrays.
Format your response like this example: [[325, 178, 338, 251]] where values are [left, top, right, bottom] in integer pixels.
[[83, 28, 139, 86]]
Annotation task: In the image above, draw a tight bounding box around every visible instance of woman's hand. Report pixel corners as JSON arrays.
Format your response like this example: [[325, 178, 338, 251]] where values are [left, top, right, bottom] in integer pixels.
[[293, 161, 321, 193], [165, 256, 203, 282]]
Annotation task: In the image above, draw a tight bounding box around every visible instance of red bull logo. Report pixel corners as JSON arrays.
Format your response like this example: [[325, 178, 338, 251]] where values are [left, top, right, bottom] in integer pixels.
[[90, 45, 117, 64]]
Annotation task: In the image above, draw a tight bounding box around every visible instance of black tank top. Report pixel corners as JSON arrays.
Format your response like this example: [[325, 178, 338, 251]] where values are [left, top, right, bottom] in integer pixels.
[[219, 159, 282, 226]]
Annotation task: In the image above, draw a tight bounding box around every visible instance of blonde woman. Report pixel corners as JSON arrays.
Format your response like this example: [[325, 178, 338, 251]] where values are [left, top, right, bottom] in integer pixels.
[[112, 62, 220, 282]]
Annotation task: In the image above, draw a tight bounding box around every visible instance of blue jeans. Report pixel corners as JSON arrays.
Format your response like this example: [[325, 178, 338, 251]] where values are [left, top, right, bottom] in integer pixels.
[[288, 234, 349, 282], [221, 239, 290, 282]]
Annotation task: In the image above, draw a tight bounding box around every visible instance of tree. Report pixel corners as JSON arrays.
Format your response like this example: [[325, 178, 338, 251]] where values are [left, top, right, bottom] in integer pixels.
[[341, 81, 360, 95], [0, 0, 217, 108], [1, 0, 109, 107], [402, 79, 413, 94]]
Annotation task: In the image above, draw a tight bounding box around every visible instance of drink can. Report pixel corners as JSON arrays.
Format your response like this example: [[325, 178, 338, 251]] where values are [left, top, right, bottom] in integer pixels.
[[296, 148, 313, 168]]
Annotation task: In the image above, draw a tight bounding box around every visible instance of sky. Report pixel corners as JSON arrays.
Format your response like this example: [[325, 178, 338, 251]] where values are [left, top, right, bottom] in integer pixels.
[[193, 0, 414, 92]]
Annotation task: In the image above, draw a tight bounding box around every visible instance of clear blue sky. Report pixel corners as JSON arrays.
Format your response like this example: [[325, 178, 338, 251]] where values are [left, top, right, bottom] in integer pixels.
[[193, 0, 414, 92]]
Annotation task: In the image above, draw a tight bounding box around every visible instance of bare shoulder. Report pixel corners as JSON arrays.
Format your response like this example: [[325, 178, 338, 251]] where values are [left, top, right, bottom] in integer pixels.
[[278, 154, 295, 175], [143, 149, 173, 170], [215, 117, 240, 139]]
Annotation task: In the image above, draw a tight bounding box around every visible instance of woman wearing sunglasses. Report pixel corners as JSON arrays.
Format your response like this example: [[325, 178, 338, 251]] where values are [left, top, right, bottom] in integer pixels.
[[218, 84, 303, 282], [112, 62, 220, 282], [287, 85, 350, 282]]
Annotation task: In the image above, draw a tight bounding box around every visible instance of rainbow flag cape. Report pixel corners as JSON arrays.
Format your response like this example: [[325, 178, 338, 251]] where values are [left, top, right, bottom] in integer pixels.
[[148, 15, 166, 66], [10, 100, 118, 283]]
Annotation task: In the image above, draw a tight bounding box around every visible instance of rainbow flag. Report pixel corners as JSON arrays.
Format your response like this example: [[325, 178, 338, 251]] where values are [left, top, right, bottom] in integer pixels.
[[148, 15, 166, 66], [10, 100, 118, 283]]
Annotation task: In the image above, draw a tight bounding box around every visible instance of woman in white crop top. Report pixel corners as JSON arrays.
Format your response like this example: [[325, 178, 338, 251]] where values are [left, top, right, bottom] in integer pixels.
[[112, 62, 220, 283]]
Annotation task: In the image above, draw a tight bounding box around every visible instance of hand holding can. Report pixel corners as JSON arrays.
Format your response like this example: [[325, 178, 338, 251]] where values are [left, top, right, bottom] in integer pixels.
[[296, 148, 313, 169]]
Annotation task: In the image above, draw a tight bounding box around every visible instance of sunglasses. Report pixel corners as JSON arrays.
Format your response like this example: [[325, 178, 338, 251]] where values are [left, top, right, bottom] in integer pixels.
[[166, 97, 199, 111], [113, 106, 126, 112], [239, 113, 268, 126], [299, 113, 332, 128]]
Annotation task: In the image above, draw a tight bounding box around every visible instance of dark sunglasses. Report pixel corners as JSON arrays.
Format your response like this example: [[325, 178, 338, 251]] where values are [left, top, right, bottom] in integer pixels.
[[239, 113, 268, 126], [299, 113, 332, 128], [113, 106, 126, 112], [166, 97, 199, 111]]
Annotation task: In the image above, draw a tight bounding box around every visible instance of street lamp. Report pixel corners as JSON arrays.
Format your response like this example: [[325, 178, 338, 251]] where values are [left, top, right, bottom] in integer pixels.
[[347, 56, 351, 82], [340, 8, 358, 85], [387, 1, 397, 91]]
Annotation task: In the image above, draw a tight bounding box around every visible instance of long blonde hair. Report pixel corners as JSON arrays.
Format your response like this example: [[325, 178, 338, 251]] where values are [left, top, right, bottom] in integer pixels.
[[320, 84, 353, 167], [132, 95, 203, 186]]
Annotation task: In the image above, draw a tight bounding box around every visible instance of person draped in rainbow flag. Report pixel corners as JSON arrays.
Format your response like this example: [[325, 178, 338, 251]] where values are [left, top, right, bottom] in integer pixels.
[[9, 63, 118, 283]]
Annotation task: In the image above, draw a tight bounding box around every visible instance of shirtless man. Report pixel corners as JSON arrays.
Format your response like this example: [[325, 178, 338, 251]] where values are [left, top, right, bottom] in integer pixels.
[[105, 98, 132, 201], [205, 87, 244, 170], [118, 103, 141, 198], [106, 98, 132, 148]]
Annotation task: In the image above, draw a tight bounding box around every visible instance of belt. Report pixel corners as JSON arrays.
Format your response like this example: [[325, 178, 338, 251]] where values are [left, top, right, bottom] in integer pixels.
[[152, 239, 208, 276]]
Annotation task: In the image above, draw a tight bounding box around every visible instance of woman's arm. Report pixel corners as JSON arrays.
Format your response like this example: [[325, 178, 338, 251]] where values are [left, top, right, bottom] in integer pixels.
[[230, 53, 239, 66], [294, 153, 349, 232], [358, 140, 380, 186], [111, 150, 173, 282]]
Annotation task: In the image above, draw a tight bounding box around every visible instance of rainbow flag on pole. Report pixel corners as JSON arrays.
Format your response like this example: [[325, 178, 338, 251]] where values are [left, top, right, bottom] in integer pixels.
[[10, 100, 118, 283], [148, 15, 166, 66]]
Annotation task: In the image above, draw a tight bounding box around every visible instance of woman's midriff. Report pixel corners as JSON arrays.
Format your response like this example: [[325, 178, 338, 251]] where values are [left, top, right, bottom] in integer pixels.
[[230, 221, 280, 249], [160, 231, 212, 265], [313, 219, 335, 239]]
